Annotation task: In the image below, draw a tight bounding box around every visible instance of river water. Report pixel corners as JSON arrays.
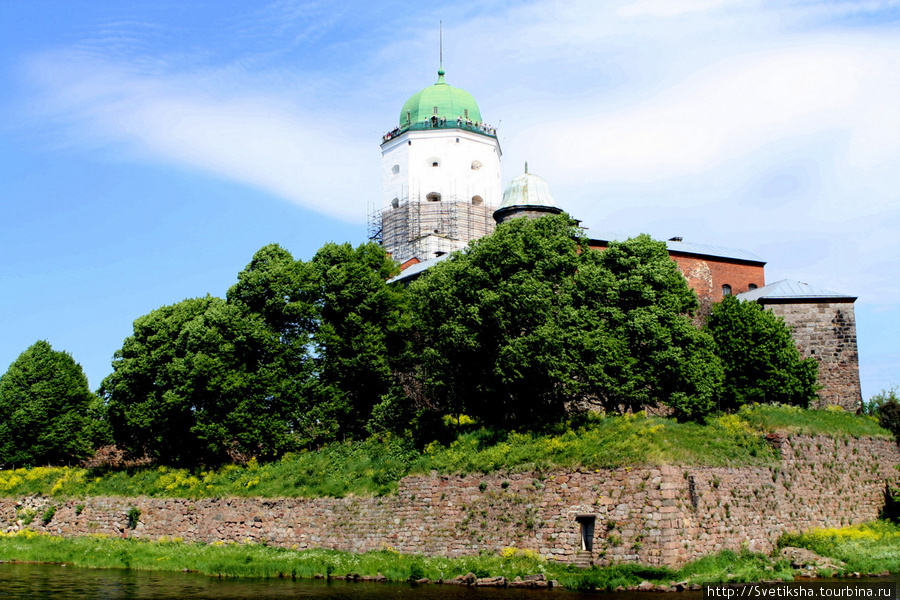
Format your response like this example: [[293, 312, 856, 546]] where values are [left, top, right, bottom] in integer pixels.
[[2, 563, 897, 600], [0, 562, 618, 599]]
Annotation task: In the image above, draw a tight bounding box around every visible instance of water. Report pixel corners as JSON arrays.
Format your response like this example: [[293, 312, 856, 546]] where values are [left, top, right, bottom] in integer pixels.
[[0, 562, 610, 599]]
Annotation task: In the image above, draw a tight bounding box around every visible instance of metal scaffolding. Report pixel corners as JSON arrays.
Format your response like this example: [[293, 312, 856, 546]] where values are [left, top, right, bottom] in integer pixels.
[[369, 194, 496, 264]]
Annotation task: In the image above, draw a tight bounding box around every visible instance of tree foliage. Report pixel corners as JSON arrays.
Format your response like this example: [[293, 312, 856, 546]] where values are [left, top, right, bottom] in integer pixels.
[[408, 214, 722, 425], [308, 242, 407, 437], [705, 295, 819, 410], [102, 242, 408, 465], [0, 341, 94, 467]]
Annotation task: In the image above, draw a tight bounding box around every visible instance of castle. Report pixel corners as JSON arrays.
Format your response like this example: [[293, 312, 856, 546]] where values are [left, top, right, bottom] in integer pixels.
[[370, 67, 862, 410]]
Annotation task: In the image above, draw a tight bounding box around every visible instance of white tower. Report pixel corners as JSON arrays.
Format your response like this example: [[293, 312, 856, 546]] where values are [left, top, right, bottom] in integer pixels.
[[377, 68, 502, 264]]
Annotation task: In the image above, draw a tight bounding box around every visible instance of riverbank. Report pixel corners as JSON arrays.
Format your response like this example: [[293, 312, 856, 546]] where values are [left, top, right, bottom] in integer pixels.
[[1, 522, 899, 591]]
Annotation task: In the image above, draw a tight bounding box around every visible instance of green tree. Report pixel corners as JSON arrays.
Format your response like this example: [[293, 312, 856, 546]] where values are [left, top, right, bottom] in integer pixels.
[[0, 341, 94, 467], [705, 295, 818, 410], [308, 242, 407, 437], [102, 295, 304, 465], [408, 215, 720, 425], [593, 235, 723, 419]]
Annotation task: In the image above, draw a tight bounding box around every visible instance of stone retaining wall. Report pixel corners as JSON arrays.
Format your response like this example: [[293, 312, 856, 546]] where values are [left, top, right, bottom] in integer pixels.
[[2, 434, 897, 567]]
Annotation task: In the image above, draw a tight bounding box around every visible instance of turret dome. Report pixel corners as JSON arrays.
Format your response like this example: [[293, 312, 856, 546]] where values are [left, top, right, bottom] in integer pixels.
[[499, 164, 559, 209], [399, 69, 483, 127], [494, 164, 563, 224]]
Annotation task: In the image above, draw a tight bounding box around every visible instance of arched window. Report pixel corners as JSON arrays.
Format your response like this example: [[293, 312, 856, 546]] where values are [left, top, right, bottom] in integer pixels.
[[426, 192, 442, 202], [748, 283, 758, 290], [391, 197, 400, 209], [722, 284, 732, 296], [391, 164, 400, 175], [471, 195, 484, 206], [428, 157, 441, 168], [433, 106, 439, 115]]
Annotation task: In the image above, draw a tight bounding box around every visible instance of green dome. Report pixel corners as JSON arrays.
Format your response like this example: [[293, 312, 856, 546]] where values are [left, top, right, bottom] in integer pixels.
[[399, 69, 483, 127]]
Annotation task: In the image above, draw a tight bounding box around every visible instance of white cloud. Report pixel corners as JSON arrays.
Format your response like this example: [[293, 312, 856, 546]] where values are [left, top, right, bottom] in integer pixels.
[[23, 51, 377, 222]]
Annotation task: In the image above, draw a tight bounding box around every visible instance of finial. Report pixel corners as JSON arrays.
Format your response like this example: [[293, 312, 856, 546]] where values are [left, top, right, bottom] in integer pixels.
[[525, 161, 528, 174], [440, 21, 443, 72]]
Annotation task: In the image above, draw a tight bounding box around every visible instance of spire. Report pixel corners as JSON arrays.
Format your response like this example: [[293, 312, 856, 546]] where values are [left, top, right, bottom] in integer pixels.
[[525, 161, 529, 174], [437, 22, 446, 83]]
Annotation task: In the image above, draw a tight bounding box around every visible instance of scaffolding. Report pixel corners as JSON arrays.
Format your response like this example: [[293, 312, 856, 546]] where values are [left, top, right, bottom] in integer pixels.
[[368, 194, 496, 264]]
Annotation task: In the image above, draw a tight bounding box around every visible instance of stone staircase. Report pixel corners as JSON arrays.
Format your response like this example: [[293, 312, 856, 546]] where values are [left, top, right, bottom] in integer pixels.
[[572, 550, 593, 569]]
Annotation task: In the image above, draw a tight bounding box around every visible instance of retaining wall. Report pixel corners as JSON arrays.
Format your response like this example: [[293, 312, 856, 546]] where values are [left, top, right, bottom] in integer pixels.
[[2, 434, 897, 567]]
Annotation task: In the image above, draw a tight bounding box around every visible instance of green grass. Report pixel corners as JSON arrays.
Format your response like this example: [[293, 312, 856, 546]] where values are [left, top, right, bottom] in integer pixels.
[[778, 521, 900, 574], [737, 404, 889, 438], [0, 405, 887, 500], [0, 530, 787, 589], [3, 522, 899, 590]]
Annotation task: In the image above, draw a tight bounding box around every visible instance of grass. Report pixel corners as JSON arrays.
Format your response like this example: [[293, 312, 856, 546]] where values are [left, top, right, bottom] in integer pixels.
[[737, 404, 889, 438], [0, 530, 788, 589], [0, 405, 887, 500], [778, 521, 900, 574]]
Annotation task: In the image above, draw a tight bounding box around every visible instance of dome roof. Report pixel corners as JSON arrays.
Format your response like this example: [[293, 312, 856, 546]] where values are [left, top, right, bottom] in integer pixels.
[[399, 69, 483, 127], [500, 164, 559, 209]]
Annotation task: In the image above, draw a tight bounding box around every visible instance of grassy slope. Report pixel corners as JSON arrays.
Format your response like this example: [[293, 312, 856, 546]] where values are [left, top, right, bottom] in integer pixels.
[[0, 405, 888, 500]]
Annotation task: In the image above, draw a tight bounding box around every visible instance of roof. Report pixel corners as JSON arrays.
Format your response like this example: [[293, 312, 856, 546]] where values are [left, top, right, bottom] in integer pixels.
[[500, 164, 559, 209], [387, 253, 452, 285], [584, 229, 765, 263], [736, 279, 856, 302], [400, 69, 482, 127]]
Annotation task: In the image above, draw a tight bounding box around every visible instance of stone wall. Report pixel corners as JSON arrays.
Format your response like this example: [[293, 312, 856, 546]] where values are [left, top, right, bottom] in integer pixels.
[[763, 300, 863, 411], [2, 435, 896, 568]]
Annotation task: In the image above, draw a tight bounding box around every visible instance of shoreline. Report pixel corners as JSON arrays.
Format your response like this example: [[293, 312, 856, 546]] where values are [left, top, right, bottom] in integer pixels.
[[1, 527, 897, 592]]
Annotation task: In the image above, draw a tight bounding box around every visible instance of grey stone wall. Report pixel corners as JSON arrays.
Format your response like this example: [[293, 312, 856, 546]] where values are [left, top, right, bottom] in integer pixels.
[[2, 435, 896, 568], [763, 300, 862, 411]]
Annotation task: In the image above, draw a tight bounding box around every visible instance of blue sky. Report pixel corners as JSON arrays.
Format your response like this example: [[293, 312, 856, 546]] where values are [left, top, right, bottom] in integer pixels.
[[1, 0, 898, 399]]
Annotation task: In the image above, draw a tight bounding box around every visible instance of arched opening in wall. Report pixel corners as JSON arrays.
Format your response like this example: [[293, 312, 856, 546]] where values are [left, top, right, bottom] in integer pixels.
[[391, 164, 400, 175], [722, 284, 732, 296], [391, 197, 400, 209], [748, 283, 758, 290], [471, 160, 482, 171], [428, 157, 441, 168], [472, 195, 484, 206], [426, 192, 442, 202], [575, 515, 596, 552]]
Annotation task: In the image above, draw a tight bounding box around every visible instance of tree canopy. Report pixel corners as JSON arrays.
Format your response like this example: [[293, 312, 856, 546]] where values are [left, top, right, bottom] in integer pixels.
[[705, 295, 818, 410], [408, 214, 723, 425], [0, 340, 94, 467]]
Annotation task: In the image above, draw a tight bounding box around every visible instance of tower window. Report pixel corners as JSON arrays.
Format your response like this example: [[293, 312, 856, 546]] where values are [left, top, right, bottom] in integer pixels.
[[748, 283, 758, 290], [391, 197, 400, 209], [426, 192, 442, 202], [464, 109, 469, 118], [391, 164, 400, 175], [433, 106, 439, 115], [722, 284, 732, 296], [432, 162, 438, 167], [472, 195, 484, 206], [428, 157, 441, 168]]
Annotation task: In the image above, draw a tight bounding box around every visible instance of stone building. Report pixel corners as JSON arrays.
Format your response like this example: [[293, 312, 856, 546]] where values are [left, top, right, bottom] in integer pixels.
[[380, 68, 862, 409], [736, 280, 862, 411]]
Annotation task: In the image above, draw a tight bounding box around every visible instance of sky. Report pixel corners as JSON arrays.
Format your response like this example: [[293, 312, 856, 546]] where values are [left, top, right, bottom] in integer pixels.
[[1, 0, 898, 400]]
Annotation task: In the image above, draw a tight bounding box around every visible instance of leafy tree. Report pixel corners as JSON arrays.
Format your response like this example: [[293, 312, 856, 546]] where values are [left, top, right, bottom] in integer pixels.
[[705, 295, 818, 410], [0, 341, 94, 467], [877, 397, 900, 440], [102, 295, 305, 465], [593, 235, 723, 419], [308, 242, 407, 437], [408, 215, 721, 425]]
